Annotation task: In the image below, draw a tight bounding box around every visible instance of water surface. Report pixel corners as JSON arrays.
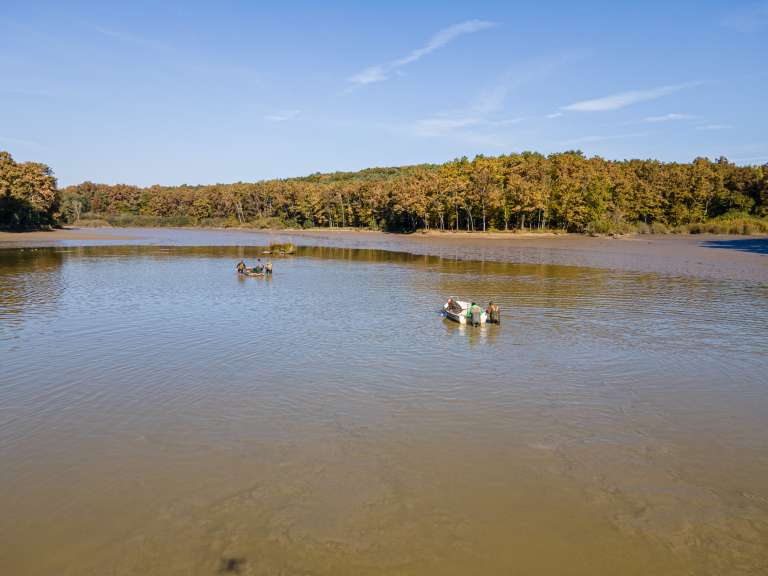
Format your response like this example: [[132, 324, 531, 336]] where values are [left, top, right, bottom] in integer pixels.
[[1, 242, 767, 575]]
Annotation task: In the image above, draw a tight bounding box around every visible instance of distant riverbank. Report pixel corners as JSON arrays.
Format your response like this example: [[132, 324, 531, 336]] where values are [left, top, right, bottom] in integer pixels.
[[0, 228, 139, 242], [1, 226, 766, 283]]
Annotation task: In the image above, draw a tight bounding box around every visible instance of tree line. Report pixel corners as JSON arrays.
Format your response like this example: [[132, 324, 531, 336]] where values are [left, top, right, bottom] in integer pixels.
[[61, 152, 767, 233], [3, 148, 767, 233]]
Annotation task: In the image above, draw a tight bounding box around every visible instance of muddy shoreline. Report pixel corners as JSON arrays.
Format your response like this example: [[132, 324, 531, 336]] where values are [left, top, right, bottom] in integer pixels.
[[1, 227, 766, 283]]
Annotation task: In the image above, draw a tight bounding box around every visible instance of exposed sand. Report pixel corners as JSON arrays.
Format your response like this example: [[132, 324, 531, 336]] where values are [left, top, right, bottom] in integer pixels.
[[0, 227, 137, 242], [282, 229, 768, 284], [2, 227, 766, 283]]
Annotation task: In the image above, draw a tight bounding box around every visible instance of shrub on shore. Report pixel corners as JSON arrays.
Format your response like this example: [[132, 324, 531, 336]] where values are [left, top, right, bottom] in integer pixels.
[[75, 218, 112, 227], [584, 211, 635, 236], [634, 213, 767, 235], [636, 222, 670, 234], [677, 216, 767, 235]]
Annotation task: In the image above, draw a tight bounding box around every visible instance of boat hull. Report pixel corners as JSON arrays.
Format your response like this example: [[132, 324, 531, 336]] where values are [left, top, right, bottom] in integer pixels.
[[443, 300, 486, 325]]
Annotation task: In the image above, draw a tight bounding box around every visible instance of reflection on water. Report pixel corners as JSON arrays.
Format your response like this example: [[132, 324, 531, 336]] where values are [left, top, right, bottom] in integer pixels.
[[0, 248, 64, 329], [1, 245, 767, 575]]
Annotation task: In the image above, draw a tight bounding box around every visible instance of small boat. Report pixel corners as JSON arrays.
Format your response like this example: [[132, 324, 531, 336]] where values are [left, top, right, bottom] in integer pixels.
[[239, 268, 265, 277], [443, 299, 486, 325]]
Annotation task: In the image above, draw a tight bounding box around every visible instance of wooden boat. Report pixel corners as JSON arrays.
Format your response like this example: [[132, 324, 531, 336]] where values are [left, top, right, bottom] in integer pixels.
[[443, 299, 486, 325]]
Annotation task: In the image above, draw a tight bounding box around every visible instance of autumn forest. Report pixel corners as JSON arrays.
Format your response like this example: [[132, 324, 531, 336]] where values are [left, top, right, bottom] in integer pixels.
[[2, 150, 767, 234]]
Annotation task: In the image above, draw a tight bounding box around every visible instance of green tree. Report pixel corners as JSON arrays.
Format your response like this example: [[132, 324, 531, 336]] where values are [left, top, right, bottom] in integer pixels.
[[0, 151, 59, 229]]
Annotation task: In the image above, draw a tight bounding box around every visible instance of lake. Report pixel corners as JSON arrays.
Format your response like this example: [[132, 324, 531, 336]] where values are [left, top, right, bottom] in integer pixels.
[[1, 235, 767, 575]]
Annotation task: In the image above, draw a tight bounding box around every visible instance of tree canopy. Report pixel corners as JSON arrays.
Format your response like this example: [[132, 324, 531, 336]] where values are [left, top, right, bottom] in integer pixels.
[[0, 151, 59, 229]]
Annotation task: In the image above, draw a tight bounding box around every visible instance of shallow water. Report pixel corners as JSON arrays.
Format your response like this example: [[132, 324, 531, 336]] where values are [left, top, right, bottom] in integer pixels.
[[1, 242, 767, 575]]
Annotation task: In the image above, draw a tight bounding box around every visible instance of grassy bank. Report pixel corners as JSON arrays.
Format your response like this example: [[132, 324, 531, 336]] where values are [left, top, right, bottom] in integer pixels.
[[635, 213, 768, 235]]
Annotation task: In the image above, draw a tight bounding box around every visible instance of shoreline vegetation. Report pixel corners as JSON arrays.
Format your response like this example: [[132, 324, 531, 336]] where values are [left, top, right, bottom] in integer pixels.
[[69, 211, 768, 236], [2, 149, 767, 235]]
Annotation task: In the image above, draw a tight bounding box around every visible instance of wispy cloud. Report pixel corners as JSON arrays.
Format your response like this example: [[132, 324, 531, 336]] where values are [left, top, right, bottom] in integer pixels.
[[472, 76, 517, 115], [390, 120, 518, 148], [395, 53, 576, 144], [470, 53, 582, 115], [410, 115, 524, 137], [559, 132, 650, 146], [348, 19, 497, 85], [264, 110, 300, 122], [546, 112, 563, 119], [562, 84, 693, 112], [90, 24, 167, 49], [86, 21, 262, 83], [696, 123, 731, 131], [640, 113, 693, 123]]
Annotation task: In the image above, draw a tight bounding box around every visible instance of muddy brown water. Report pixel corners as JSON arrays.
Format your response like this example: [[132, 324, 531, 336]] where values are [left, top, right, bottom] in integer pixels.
[[1, 237, 767, 575]]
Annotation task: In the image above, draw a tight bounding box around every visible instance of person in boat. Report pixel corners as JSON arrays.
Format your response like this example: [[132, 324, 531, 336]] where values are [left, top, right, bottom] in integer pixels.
[[468, 302, 483, 326], [265, 261, 273, 275], [236, 260, 247, 274], [486, 301, 501, 325], [253, 258, 264, 274], [446, 297, 462, 314]]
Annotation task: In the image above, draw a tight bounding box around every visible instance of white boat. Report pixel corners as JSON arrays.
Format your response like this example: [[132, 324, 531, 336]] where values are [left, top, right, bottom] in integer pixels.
[[443, 299, 487, 325]]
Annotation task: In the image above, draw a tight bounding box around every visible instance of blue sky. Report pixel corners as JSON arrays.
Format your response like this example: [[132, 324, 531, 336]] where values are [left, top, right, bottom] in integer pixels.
[[2, 1, 767, 186]]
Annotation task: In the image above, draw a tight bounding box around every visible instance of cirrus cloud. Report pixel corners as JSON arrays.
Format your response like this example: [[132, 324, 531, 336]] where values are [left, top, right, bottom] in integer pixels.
[[349, 20, 498, 85], [264, 109, 300, 122], [562, 83, 695, 112], [641, 113, 694, 123]]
